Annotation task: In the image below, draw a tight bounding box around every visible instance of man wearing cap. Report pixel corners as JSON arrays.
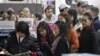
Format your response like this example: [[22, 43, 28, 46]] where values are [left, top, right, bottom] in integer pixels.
[[59, 3, 71, 14]]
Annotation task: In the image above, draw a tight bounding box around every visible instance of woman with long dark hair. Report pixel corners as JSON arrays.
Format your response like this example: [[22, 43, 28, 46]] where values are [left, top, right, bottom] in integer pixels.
[[37, 21, 55, 56], [68, 9, 78, 27], [52, 21, 71, 56], [58, 13, 79, 52]]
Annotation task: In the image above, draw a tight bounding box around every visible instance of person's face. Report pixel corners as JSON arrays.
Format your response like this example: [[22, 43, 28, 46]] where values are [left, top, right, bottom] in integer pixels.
[[77, 6, 86, 14], [2, 12, 8, 17], [17, 32, 26, 37], [64, 7, 68, 14], [38, 27, 47, 37], [45, 9, 53, 18], [34, 16, 38, 21], [90, 10, 95, 17], [19, 11, 24, 18], [58, 15, 66, 23], [54, 24, 59, 37], [23, 8, 31, 17], [10, 14, 17, 21], [81, 15, 91, 27], [34, 16, 39, 25]]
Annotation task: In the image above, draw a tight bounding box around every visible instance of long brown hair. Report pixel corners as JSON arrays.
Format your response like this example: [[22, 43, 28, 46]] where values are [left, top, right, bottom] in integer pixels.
[[59, 13, 72, 28], [37, 21, 55, 47]]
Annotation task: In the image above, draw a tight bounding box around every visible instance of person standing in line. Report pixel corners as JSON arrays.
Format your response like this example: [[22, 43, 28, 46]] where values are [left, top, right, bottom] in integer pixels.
[[79, 13, 97, 54], [37, 21, 55, 56]]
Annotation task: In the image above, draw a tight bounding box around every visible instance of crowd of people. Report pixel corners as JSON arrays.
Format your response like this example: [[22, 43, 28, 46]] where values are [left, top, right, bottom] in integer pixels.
[[0, 1, 100, 56]]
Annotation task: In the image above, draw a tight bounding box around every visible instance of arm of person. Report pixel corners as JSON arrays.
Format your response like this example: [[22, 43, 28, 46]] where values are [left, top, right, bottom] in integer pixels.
[[68, 29, 79, 51], [30, 37, 43, 56]]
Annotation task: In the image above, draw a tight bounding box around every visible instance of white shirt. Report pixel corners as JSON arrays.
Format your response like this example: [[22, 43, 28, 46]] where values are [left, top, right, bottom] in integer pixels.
[[74, 14, 83, 30], [74, 21, 83, 31], [41, 14, 57, 23], [77, 14, 83, 21]]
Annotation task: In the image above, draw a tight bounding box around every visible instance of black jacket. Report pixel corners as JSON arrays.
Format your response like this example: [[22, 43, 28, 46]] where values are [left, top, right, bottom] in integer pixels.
[[93, 16, 100, 31], [55, 36, 71, 56], [96, 30, 100, 54], [37, 38, 53, 56], [6, 31, 39, 55], [79, 26, 97, 54], [93, 16, 99, 22]]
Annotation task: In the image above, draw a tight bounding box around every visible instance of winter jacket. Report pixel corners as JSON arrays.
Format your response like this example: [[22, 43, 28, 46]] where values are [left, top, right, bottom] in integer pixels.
[[6, 31, 39, 55], [79, 25, 97, 53]]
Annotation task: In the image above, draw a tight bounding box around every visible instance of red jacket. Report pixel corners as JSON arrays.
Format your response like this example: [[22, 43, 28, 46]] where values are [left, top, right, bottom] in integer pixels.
[[68, 28, 79, 50]]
